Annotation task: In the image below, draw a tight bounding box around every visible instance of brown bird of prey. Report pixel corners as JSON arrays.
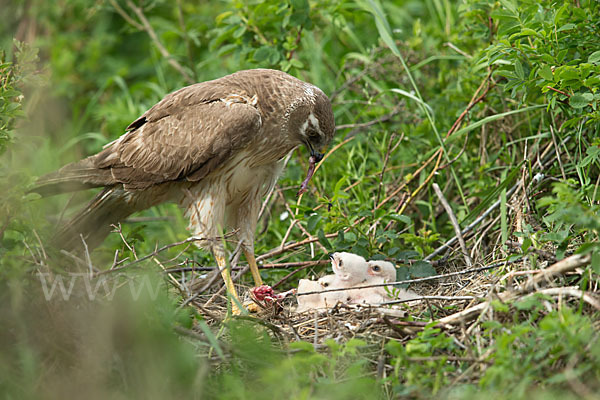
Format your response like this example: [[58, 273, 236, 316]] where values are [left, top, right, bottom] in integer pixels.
[[35, 68, 335, 309]]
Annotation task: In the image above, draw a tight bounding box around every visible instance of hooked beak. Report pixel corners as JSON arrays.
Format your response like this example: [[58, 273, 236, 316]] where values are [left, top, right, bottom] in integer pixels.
[[306, 141, 324, 163], [312, 150, 324, 163]]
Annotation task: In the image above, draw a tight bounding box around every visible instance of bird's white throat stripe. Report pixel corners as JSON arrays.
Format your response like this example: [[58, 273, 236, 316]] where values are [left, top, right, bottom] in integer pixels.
[[299, 119, 310, 136], [308, 112, 321, 134]]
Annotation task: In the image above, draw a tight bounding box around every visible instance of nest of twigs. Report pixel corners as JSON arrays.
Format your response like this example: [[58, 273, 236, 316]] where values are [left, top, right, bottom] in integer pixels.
[[180, 249, 597, 349]]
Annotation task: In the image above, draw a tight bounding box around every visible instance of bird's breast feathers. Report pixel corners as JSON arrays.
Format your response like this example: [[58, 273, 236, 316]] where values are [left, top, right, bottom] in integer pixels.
[[180, 148, 284, 211]]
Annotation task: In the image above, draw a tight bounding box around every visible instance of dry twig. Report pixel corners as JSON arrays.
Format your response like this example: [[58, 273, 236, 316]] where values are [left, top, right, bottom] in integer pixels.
[[432, 183, 472, 266], [436, 253, 593, 325]]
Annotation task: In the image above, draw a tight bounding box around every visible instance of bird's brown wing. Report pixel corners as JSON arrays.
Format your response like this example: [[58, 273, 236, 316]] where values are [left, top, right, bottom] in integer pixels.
[[95, 84, 262, 190]]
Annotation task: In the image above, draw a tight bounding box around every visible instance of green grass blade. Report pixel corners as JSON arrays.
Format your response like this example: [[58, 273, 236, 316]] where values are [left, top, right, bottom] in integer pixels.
[[390, 88, 434, 115], [501, 171, 508, 247], [197, 320, 226, 361], [448, 105, 547, 144]]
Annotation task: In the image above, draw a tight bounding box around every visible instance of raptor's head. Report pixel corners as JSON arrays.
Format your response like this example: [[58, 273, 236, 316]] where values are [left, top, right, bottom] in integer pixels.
[[286, 85, 335, 161]]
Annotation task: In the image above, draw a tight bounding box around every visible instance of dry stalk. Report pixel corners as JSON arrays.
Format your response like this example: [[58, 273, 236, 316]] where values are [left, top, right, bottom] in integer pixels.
[[436, 253, 593, 325], [432, 183, 472, 266]]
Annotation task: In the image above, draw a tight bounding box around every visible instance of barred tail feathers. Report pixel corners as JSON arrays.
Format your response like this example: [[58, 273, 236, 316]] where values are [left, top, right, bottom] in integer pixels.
[[33, 157, 115, 197]]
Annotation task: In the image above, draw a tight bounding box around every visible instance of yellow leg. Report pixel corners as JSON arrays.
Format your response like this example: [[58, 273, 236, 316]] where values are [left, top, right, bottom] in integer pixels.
[[214, 252, 242, 314], [243, 248, 263, 287]]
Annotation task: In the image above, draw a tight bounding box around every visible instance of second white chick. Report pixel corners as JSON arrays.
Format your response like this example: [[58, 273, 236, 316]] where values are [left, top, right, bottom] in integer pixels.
[[350, 260, 397, 304], [296, 279, 328, 312], [311, 252, 368, 306], [352, 261, 396, 304], [296, 252, 420, 312], [318, 253, 391, 305], [322, 255, 419, 305], [361, 260, 419, 304]]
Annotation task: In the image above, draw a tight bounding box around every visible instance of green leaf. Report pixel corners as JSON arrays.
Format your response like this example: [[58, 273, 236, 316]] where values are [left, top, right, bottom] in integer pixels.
[[344, 232, 357, 243], [290, 0, 309, 10], [575, 242, 600, 255], [344, 338, 367, 355], [268, 51, 280, 64], [538, 65, 553, 81], [579, 146, 600, 168], [515, 295, 542, 310], [317, 228, 332, 250], [307, 214, 321, 232], [232, 25, 246, 38], [490, 299, 510, 312], [359, 0, 401, 59], [288, 58, 304, 69], [22, 192, 41, 201], [521, 237, 532, 252], [499, 0, 517, 14], [514, 59, 524, 79], [570, 94, 589, 108], [215, 11, 233, 24], [333, 176, 346, 194], [588, 51, 600, 64], [289, 341, 316, 352], [557, 23, 576, 32], [592, 252, 600, 275], [289, 0, 310, 27], [395, 266, 410, 286], [516, 28, 539, 38], [389, 213, 411, 225], [409, 261, 436, 278], [253, 46, 278, 63], [557, 49, 568, 64]]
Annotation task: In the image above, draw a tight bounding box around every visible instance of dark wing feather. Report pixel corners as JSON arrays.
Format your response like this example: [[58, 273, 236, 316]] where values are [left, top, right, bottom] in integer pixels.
[[95, 84, 262, 190]]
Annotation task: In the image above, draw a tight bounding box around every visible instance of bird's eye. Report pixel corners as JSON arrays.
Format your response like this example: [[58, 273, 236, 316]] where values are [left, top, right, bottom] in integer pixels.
[[372, 265, 380, 272], [307, 130, 320, 140], [338, 259, 343, 267], [323, 282, 329, 287]]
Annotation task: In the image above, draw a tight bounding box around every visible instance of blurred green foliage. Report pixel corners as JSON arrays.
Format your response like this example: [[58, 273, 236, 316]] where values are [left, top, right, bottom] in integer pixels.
[[1, 0, 600, 398], [0, 271, 381, 399]]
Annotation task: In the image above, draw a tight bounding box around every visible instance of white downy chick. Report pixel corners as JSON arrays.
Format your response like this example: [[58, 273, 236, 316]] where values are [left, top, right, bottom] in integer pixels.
[[295, 253, 419, 312], [296, 253, 368, 312], [328, 252, 370, 286], [313, 252, 370, 306], [296, 276, 352, 312], [319, 252, 384, 305], [317, 274, 336, 288], [296, 279, 328, 312], [329, 257, 419, 305], [349, 260, 397, 304], [358, 260, 419, 304]]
